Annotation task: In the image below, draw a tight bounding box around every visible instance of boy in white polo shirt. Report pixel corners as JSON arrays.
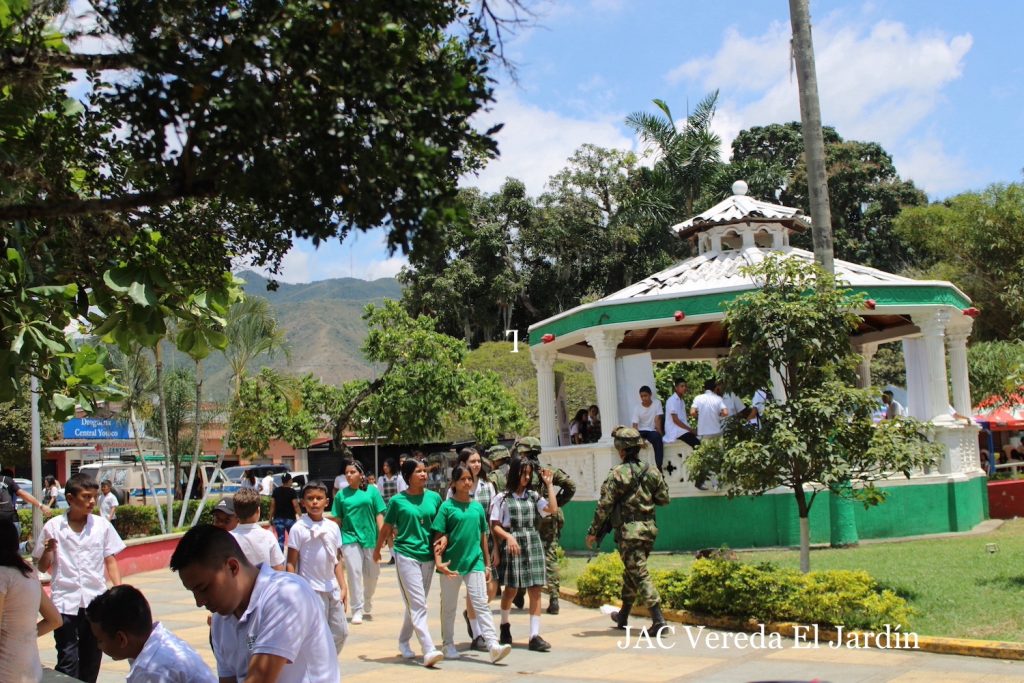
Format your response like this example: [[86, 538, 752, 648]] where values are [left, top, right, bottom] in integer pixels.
[[86, 584, 216, 682], [231, 488, 285, 569], [34, 473, 126, 683], [172, 524, 339, 683], [286, 479, 349, 654]]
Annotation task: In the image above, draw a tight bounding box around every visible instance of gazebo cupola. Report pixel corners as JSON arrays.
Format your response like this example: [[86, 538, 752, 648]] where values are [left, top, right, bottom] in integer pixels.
[[683, 180, 804, 254]]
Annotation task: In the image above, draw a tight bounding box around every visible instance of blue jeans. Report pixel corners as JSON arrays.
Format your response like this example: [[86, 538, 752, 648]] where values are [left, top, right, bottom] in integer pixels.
[[272, 517, 296, 550]]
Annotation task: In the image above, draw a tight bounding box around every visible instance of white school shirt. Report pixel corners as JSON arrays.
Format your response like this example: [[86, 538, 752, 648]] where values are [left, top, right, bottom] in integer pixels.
[[333, 475, 349, 493], [489, 490, 551, 529], [128, 622, 217, 683], [663, 393, 691, 442], [286, 515, 342, 592], [375, 474, 408, 497], [723, 392, 745, 418], [631, 398, 663, 431], [692, 390, 728, 437], [212, 563, 339, 683], [100, 491, 119, 521], [259, 475, 275, 496], [32, 513, 126, 614], [231, 523, 285, 568]]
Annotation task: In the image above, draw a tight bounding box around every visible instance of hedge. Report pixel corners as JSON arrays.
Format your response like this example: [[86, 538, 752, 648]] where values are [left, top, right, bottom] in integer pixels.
[[575, 553, 913, 631]]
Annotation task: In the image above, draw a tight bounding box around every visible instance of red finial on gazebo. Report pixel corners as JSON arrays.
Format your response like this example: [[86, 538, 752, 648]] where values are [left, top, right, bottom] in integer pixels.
[[964, 307, 980, 318], [541, 333, 555, 343], [674, 310, 685, 321], [865, 299, 876, 310]]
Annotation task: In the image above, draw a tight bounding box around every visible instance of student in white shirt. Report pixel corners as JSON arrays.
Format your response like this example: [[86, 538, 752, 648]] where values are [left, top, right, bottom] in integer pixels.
[[34, 473, 126, 683], [690, 378, 729, 438], [86, 584, 216, 683], [663, 379, 701, 449], [260, 473, 275, 496], [631, 385, 665, 470], [99, 479, 119, 522], [171, 525, 339, 683], [230, 489, 285, 570], [286, 480, 349, 654]]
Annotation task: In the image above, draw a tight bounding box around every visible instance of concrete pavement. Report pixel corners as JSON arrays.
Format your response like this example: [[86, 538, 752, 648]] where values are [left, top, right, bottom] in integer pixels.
[[40, 561, 1024, 683]]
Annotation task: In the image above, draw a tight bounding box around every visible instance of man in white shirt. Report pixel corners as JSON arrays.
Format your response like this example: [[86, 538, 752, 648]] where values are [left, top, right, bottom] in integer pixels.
[[99, 479, 119, 522], [230, 489, 285, 570], [34, 473, 126, 683], [86, 584, 216, 683], [882, 390, 905, 419], [260, 473, 275, 496], [690, 379, 730, 490], [663, 380, 701, 450], [172, 525, 339, 683], [631, 385, 665, 471]]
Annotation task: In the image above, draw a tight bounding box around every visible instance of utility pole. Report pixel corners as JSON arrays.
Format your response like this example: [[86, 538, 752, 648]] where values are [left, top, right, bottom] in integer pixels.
[[789, 0, 834, 274]]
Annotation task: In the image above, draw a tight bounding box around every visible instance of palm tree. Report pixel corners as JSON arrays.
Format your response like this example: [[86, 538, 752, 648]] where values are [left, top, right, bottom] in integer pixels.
[[109, 346, 168, 534], [224, 297, 291, 396], [626, 91, 723, 221]]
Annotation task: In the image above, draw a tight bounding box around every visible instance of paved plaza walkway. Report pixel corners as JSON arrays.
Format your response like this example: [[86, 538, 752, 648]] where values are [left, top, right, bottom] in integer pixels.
[[39, 563, 1024, 683]]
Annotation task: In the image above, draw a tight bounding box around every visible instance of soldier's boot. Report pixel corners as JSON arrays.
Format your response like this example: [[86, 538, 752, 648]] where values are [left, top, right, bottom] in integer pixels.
[[610, 602, 632, 630], [546, 595, 559, 615], [647, 604, 668, 635]]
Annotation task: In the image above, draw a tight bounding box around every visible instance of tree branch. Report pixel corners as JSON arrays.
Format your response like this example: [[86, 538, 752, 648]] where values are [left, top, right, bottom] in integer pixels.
[[3, 51, 135, 72], [331, 363, 394, 444], [0, 182, 216, 221]]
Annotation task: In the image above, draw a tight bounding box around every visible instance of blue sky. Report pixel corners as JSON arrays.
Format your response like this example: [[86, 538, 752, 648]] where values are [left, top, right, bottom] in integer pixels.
[[269, 0, 1024, 283]]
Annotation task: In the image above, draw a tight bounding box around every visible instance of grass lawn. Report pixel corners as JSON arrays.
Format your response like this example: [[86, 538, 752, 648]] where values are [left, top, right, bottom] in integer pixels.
[[562, 519, 1024, 642]]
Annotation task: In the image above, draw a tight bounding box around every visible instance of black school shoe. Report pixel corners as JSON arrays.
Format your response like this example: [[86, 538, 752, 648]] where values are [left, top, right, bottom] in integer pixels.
[[499, 623, 512, 645], [528, 635, 551, 652]]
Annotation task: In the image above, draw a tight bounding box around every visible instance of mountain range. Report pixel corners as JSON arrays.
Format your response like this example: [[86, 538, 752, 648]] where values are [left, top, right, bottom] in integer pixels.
[[163, 270, 402, 401]]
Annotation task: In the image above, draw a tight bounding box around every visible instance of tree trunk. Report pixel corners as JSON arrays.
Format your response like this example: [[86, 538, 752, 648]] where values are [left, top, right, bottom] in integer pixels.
[[799, 515, 811, 574], [130, 406, 167, 534], [789, 0, 834, 274], [179, 358, 204, 527], [153, 343, 174, 532]]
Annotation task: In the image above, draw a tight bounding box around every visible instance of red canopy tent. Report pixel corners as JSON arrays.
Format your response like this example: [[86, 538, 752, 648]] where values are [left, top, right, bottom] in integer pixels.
[[974, 389, 1024, 430]]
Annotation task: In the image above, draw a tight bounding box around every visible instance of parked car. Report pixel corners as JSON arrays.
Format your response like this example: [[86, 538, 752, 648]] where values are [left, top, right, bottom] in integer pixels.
[[272, 471, 309, 490], [13, 479, 68, 510], [78, 461, 173, 506]]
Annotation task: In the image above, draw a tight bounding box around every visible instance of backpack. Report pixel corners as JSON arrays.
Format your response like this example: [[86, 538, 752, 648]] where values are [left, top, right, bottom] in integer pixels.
[[0, 477, 17, 523]]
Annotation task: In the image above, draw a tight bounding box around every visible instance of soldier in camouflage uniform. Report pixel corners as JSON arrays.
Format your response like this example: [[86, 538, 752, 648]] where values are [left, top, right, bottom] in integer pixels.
[[485, 444, 511, 493], [586, 426, 670, 633], [514, 436, 576, 614]]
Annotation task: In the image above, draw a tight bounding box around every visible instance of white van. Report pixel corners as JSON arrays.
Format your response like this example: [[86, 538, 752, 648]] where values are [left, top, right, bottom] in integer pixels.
[[78, 461, 174, 506]]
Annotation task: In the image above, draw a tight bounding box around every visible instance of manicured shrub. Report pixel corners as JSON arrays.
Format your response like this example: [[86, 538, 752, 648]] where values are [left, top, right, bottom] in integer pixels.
[[785, 569, 913, 630], [684, 558, 799, 621], [112, 505, 162, 538], [575, 552, 624, 606], [16, 508, 65, 542]]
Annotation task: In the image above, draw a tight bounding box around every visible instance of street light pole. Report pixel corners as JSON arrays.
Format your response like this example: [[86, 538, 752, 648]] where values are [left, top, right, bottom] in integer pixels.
[[30, 375, 42, 539]]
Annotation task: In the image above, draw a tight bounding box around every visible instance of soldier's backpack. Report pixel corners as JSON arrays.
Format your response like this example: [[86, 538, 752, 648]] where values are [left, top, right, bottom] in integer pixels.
[[0, 476, 18, 523]]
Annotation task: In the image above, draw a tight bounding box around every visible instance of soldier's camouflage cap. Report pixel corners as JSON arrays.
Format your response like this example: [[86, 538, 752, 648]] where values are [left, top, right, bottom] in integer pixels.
[[485, 444, 511, 463], [612, 425, 643, 450], [513, 436, 542, 456]]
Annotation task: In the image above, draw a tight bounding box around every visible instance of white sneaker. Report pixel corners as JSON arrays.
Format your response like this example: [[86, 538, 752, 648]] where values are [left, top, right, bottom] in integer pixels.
[[351, 610, 363, 625], [398, 641, 416, 659], [489, 642, 512, 664], [443, 644, 459, 659], [422, 650, 444, 668]]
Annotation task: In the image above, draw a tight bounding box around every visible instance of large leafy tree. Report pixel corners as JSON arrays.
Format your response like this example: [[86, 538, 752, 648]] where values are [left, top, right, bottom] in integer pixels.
[[0, 386, 61, 469], [719, 123, 927, 273], [895, 182, 1024, 341], [1, 0, 509, 413], [687, 256, 940, 572]]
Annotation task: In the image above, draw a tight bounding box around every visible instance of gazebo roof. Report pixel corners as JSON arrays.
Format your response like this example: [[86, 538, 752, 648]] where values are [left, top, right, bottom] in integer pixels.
[[528, 182, 972, 358]]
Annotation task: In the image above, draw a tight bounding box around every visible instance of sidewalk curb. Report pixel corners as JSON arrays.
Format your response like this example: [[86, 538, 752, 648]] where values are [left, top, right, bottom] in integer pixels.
[[557, 587, 1024, 661]]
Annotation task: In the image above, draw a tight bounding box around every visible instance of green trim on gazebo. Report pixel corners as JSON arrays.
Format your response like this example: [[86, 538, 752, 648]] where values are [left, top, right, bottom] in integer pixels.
[[530, 283, 971, 345]]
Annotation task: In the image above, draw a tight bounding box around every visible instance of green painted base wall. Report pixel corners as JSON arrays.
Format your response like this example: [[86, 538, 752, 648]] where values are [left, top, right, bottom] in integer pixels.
[[562, 475, 989, 553]]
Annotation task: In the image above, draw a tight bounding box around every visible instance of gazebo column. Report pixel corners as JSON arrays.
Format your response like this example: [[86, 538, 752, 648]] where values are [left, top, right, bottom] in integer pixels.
[[946, 318, 974, 417], [586, 329, 625, 443], [856, 343, 877, 389], [531, 348, 558, 448], [913, 309, 952, 419]]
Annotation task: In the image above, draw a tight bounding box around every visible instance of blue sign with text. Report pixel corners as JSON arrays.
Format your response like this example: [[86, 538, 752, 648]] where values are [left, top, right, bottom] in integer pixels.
[[62, 417, 132, 440]]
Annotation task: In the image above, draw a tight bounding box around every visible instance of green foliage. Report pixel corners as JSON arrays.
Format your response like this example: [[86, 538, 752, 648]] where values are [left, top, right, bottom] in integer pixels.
[[653, 362, 715, 406], [895, 182, 1024, 340], [574, 551, 624, 606], [112, 505, 162, 538], [575, 555, 913, 631], [0, 385, 61, 468], [967, 341, 1024, 403], [453, 369, 527, 444], [17, 507, 65, 542], [870, 342, 906, 390], [229, 369, 326, 458]]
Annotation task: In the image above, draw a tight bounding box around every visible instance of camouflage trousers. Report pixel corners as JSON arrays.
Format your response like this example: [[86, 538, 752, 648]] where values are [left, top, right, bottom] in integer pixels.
[[618, 539, 660, 608], [537, 512, 563, 594]]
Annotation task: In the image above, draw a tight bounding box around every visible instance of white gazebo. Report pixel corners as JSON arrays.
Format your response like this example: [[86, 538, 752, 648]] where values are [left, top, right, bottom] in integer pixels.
[[528, 182, 985, 552]]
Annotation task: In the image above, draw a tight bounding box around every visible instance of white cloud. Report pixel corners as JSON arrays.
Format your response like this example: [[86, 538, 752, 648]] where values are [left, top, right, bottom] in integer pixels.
[[667, 16, 974, 195], [357, 256, 408, 281], [894, 137, 985, 198], [465, 90, 635, 195]]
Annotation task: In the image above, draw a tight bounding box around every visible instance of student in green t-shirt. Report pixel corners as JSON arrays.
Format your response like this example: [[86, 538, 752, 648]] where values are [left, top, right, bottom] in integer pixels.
[[433, 464, 512, 664], [328, 460, 385, 625], [373, 459, 444, 668]]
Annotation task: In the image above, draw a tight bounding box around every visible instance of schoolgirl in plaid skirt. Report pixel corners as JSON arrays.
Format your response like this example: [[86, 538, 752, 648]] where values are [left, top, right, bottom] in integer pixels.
[[489, 456, 558, 652]]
